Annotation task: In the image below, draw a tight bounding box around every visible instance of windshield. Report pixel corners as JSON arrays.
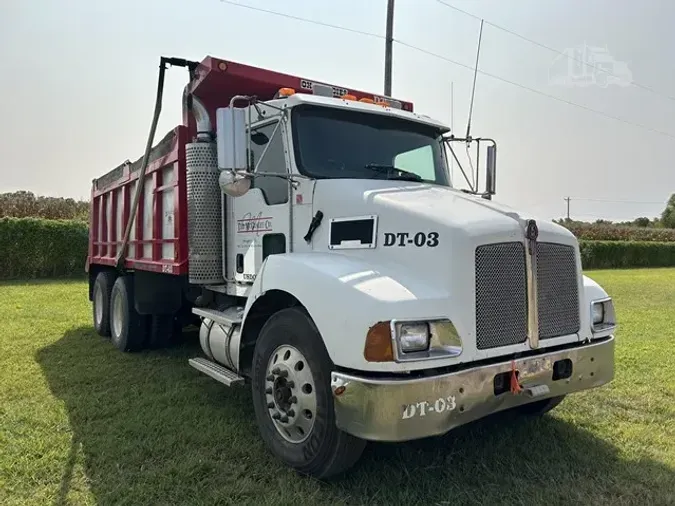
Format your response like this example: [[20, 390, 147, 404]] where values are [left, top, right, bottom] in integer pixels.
[[291, 105, 450, 186]]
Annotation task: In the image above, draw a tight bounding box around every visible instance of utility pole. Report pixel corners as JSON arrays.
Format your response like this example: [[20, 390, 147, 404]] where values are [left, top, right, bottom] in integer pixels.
[[384, 0, 395, 96], [564, 197, 571, 220]]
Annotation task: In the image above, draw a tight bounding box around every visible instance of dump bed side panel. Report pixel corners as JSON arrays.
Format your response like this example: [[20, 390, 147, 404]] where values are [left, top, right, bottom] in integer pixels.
[[87, 126, 188, 275]]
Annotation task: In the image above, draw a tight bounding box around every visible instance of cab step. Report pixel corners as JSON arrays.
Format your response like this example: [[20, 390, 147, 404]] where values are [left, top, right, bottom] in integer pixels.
[[188, 357, 244, 386], [192, 307, 242, 326]]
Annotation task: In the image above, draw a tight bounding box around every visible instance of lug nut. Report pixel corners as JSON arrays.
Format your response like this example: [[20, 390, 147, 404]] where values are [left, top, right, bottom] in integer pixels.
[[267, 402, 275, 408], [287, 409, 295, 417], [279, 370, 288, 378], [266, 374, 274, 381], [280, 415, 289, 423], [272, 367, 281, 375], [287, 381, 295, 388], [272, 412, 281, 420], [265, 387, 273, 394], [289, 396, 297, 404]]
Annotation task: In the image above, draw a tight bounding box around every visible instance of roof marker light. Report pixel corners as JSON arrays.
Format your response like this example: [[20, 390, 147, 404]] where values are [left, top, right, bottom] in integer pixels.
[[342, 94, 357, 101], [278, 87, 296, 97], [359, 98, 375, 104]]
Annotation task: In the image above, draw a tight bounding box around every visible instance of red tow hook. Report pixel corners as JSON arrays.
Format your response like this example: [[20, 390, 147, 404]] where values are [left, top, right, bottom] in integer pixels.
[[510, 360, 522, 394]]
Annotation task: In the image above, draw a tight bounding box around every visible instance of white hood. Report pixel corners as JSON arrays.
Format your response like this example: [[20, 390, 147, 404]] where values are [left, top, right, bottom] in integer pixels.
[[310, 179, 576, 286]]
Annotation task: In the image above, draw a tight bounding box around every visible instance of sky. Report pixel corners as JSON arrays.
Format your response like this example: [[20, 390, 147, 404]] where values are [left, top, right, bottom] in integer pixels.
[[1, 0, 674, 221]]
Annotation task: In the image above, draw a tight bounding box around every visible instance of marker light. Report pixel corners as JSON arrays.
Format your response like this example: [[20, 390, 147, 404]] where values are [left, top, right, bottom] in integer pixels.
[[342, 94, 357, 101], [278, 87, 296, 97], [359, 97, 375, 104]]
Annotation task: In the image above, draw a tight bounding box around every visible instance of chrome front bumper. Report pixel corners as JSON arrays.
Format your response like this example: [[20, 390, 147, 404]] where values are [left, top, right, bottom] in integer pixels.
[[331, 336, 614, 442]]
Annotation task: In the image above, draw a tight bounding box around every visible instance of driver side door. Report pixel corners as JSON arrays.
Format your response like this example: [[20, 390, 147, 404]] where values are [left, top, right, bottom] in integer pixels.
[[226, 119, 291, 290]]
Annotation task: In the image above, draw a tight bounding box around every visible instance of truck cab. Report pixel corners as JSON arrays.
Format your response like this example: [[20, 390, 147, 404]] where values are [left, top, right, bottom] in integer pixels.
[[87, 55, 616, 479]]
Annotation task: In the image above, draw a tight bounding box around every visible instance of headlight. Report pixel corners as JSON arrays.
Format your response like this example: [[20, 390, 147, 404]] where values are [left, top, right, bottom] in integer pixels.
[[398, 322, 430, 352], [591, 298, 616, 333], [591, 302, 604, 324], [364, 319, 462, 362]]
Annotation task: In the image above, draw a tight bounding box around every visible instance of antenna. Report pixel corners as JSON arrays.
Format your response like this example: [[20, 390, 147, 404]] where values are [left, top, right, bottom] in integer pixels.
[[450, 81, 454, 180], [465, 19, 484, 140]]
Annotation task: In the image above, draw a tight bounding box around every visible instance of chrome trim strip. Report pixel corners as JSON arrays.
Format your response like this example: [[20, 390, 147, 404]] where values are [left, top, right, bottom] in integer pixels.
[[525, 226, 540, 349], [525, 242, 539, 348]]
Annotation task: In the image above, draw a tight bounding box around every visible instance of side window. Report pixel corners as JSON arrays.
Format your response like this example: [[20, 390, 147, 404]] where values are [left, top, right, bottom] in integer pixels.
[[393, 145, 436, 181], [250, 122, 289, 205]]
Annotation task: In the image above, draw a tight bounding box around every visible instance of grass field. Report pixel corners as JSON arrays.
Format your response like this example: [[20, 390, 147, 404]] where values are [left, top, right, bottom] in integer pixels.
[[1, 269, 674, 506]]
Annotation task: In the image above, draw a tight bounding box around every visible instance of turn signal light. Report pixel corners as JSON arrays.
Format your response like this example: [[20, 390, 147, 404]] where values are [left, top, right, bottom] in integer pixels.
[[364, 321, 393, 362]]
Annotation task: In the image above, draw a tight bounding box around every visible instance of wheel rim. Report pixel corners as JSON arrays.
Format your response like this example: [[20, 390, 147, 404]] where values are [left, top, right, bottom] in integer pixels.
[[94, 283, 103, 326], [111, 290, 124, 339], [265, 344, 317, 444]]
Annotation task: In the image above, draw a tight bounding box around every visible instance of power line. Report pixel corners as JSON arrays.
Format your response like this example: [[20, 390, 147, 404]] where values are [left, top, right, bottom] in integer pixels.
[[567, 197, 666, 204], [217, 0, 385, 39], [394, 39, 675, 140], [434, 0, 675, 104]]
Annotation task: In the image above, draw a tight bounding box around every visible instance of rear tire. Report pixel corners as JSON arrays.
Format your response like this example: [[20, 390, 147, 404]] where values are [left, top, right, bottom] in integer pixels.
[[251, 307, 366, 479], [110, 275, 147, 352], [516, 395, 566, 416], [92, 270, 116, 337]]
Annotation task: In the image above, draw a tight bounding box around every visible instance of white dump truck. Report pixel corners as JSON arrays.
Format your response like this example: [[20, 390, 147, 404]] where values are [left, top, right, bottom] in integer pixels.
[[87, 55, 617, 478]]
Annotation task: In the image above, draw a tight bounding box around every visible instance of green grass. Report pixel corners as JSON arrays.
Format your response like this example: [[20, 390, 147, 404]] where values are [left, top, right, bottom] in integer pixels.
[[1, 271, 674, 506]]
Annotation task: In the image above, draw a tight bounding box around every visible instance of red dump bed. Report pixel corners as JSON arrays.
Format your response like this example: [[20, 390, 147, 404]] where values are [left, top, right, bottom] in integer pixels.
[[87, 56, 414, 276]]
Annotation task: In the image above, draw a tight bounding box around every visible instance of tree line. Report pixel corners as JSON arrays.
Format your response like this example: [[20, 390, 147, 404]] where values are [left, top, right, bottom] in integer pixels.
[[0, 191, 89, 222], [556, 194, 675, 229]]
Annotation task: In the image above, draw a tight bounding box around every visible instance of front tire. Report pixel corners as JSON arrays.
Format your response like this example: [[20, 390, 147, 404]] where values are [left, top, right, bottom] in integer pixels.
[[92, 270, 116, 337], [110, 275, 147, 352], [251, 307, 366, 479]]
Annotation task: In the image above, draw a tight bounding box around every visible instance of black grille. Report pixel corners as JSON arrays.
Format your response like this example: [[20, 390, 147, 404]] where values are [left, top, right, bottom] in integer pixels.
[[475, 242, 528, 350], [536, 243, 580, 339]]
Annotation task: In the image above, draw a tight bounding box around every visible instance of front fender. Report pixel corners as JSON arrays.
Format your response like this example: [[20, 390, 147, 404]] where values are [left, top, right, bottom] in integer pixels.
[[582, 274, 610, 302], [243, 252, 452, 372], [581, 274, 615, 339]]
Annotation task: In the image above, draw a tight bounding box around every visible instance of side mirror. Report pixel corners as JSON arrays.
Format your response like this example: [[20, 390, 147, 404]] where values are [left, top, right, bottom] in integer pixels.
[[216, 106, 250, 197], [218, 169, 251, 198], [485, 144, 496, 196], [216, 106, 248, 171]]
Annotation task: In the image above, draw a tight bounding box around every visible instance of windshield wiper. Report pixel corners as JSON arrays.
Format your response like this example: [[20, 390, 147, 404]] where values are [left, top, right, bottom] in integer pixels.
[[363, 163, 423, 182]]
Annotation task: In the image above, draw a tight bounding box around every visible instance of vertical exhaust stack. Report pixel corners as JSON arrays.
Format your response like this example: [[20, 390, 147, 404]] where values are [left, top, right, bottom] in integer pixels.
[[186, 89, 224, 285]]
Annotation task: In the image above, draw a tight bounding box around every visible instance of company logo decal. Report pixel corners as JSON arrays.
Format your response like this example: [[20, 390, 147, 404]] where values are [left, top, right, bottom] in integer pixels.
[[237, 212, 273, 235]]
